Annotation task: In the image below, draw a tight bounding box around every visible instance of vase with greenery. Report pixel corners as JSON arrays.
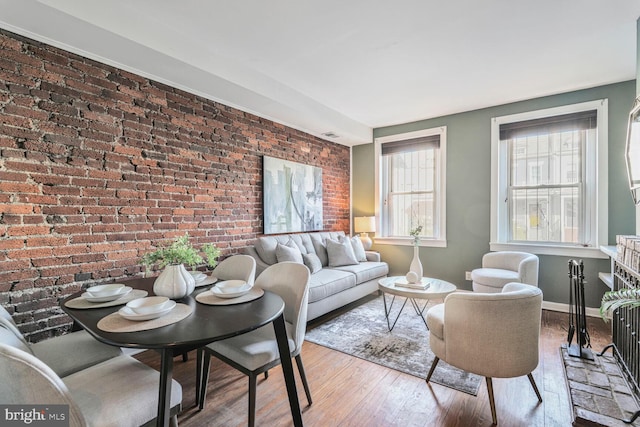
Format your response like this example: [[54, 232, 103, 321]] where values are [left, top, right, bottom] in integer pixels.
[[140, 233, 221, 299], [408, 225, 423, 281]]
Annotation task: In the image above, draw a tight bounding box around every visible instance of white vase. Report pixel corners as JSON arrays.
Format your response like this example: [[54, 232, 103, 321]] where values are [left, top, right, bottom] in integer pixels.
[[153, 264, 195, 299], [409, 245, 423, 280]]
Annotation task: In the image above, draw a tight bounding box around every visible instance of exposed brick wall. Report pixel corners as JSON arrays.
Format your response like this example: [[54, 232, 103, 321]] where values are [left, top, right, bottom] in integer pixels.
[[0, 29, 351, 342]]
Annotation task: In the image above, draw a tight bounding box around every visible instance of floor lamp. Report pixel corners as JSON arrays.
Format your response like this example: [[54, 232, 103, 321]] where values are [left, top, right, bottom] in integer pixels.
[[354, 216, 376, 250]]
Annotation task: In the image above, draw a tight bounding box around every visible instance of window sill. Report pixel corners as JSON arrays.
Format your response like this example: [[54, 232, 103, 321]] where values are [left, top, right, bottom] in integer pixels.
[[374, 237, 447, 248], [489, 242, 608, 259]]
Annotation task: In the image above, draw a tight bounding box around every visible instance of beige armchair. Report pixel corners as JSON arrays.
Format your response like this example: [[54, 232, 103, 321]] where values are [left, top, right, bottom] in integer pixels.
[[425, 282, 543, 425], [471, 251, 539, 293]]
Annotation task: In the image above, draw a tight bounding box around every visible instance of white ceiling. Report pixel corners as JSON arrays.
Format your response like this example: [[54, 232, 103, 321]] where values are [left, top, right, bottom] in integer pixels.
[[1, 0, 640, 146]]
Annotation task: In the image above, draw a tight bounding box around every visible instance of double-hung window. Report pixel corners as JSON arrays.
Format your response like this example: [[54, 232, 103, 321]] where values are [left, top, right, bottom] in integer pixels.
[[375, 127, 447, 247], [490, 100, 608, 257]]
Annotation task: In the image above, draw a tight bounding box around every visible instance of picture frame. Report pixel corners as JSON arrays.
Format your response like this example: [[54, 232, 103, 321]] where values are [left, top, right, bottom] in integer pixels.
[[262, 156, 323, 234]]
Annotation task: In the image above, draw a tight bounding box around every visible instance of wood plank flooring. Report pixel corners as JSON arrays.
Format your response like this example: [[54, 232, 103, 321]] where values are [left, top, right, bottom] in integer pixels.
[[135, 303, 612, 427]]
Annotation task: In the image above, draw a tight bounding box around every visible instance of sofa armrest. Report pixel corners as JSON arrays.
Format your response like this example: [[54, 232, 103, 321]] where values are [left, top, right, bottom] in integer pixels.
[[365, 251, 381, 262], [243, 246, 272, 277]]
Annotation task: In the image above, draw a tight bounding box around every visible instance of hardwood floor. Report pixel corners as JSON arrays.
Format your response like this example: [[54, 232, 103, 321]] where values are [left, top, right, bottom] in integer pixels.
[[135, 305, 612, 426]]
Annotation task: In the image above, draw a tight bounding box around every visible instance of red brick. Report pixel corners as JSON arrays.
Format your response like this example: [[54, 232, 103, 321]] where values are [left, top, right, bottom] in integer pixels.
[[0, 29, 350, 341]]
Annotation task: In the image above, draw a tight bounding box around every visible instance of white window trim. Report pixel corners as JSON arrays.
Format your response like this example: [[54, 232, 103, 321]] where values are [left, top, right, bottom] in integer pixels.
[[374, 127, 447, 248], [490, 99, 608, 259]]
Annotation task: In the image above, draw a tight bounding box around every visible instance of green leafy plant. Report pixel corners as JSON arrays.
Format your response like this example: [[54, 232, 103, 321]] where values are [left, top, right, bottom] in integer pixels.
[[140, 233, 220, 272], [409, 225, 423, 246], [600, 288, 640, 321]]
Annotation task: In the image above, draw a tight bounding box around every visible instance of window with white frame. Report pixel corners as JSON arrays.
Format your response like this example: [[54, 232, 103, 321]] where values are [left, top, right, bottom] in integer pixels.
[[490, 100, 608, 257], [375, 127, 447, 247]]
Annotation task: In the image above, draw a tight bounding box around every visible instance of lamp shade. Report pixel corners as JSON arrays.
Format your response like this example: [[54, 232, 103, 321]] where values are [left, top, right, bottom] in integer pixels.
[[354, 216, 376, 233]]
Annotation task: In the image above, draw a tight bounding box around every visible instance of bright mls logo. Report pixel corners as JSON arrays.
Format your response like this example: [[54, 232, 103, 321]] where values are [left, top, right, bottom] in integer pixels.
[[1, 405, 68, 426]]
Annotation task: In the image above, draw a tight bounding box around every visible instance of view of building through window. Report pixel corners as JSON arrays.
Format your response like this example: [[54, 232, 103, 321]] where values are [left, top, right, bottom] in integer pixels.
[[385, 148, 436, 237], [504, 112, 595, 244]]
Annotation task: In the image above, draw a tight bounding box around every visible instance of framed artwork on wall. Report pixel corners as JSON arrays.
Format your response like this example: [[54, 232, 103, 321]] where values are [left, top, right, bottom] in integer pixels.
[[263, 156, 323, 234]]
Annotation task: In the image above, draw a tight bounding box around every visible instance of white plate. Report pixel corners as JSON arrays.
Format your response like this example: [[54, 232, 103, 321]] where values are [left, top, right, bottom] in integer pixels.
[[190, 272, 207, 282], [118, 300, 176, 321], [195, 276, 217, 287], [210, 283, 252, 299], [82, 286, 132, 303]]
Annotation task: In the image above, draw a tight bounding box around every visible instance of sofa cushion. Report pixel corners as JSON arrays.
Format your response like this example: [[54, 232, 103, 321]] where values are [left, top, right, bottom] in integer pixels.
[[255, 236, 280, 265], [310, 236, 329, 267], [332, 261, 390, 284], [308, 269, 356, 303], [276, 242, 303, 264], [327, 238, 358, 267], [471, 268, 519, 289], [350, 236, 367, 262], [303, 253, 322, 274]]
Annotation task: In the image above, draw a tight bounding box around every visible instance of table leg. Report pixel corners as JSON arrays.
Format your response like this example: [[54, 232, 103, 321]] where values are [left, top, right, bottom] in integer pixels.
[[409, 298, 430, 329], [273, 313, 303, 426], [157, 349, 174, 427], [382, 292, 409, 332]]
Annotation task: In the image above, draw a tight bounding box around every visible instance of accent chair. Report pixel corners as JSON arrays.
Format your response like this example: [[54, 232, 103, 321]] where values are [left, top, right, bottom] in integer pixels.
[[471, 251, 539, 293], [425, 282, 543, 425]]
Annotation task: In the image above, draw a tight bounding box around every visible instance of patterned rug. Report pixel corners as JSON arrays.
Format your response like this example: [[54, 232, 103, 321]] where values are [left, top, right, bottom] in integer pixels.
[[305, 295, 482, 395]]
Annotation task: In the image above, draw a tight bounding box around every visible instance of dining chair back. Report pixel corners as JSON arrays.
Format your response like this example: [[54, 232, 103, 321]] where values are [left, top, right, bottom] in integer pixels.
[[255, 260, 310, 356], [212, 254, 257, 286], [197, 261, 312, 427]]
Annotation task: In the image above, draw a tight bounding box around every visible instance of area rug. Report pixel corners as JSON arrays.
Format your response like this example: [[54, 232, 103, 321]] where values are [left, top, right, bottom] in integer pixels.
[[305, 295, 482, 395]]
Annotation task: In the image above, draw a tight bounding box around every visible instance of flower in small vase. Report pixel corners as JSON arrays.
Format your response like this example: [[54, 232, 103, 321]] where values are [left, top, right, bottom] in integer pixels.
[[409, 225, 423, 246]]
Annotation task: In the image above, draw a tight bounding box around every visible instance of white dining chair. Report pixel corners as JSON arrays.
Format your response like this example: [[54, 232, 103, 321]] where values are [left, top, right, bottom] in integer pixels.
[[195, 254, 257, 402], [0, 321, 183, 427], [197, 261, 312, 427], [210, 254, 257, 287], [0, 306, 123, 377]]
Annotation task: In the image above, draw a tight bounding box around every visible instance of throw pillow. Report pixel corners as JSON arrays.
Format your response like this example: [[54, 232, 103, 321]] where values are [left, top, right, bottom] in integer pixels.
[[302, 253, 322, 274], [276, 242, 303, 264], [312, 239, 329, 266], [350, 236, 367, 262], [326, 238, 359, 267]]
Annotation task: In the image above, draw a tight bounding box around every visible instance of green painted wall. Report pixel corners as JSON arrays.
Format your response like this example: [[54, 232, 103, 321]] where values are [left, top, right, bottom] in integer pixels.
[[352, 81, 637, 308]]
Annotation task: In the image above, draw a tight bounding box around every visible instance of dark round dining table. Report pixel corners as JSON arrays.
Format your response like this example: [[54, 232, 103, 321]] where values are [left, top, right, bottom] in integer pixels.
[[61, 276, 303, 427]]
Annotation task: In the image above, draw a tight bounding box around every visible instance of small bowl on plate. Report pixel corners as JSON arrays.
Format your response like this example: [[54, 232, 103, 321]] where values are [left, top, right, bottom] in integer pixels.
[[126, 296, 170, 315], [86, 284, 125, 298], [216, 280, 247, 294], [189, 271, 207, 282]]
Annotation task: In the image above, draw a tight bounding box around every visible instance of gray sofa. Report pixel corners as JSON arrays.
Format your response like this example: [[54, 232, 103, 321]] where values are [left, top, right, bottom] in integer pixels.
[[244, 231, 389, 320]]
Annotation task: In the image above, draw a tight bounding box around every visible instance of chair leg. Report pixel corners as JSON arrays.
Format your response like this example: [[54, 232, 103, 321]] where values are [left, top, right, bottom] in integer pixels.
[[198, 350, 212, 411], [195, 348, 203, 405], [485, 377, 497, 425], [248, 373, 257, 427], [527, 373, 543, 402], [264, 370, 268, 379], [425, 357, 440, 383], [295, 354, 313, 405]]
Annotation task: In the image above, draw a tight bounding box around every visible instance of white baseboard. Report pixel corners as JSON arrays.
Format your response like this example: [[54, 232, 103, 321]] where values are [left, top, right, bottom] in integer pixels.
[[542, 300, 604, 319]]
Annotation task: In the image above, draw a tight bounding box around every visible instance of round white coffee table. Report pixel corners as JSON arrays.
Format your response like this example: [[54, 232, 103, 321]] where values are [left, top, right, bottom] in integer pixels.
[[378, 276, 457, 331]]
